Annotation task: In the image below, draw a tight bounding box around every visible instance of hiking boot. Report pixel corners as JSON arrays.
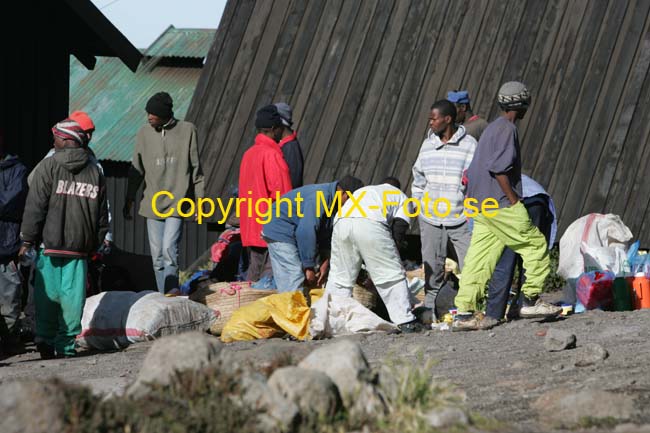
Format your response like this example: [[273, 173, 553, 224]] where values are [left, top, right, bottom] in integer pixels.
[[519, 297, 562, 319], [398, 320, 426, 334], [36, 342, 56, 360], [478, 315, 500, 330], [412, 306, 435, 325], [452, 314, 480, 332]]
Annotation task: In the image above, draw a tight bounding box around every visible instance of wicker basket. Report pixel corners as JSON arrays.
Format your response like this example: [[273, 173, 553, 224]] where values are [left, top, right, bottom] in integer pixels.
[[352, 283, 379, 310], [189, 281, 276, 335]]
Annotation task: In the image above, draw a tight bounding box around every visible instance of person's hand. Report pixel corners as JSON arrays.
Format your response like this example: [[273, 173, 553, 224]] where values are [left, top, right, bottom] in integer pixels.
[[317, 259, 330, 287], [304, 268, 317, 287], [123, 200, 133, 220], [18, 244, 29, 259]]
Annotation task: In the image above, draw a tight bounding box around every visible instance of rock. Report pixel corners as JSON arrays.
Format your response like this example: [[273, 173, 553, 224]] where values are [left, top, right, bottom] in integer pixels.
[[240, 374, 300, 433], [533, 388, 635, 427], [551, 363, 567, 372], [377, 363, 400, 403], [298, 339, 386, 416], [219, 340, 313, 376], [425, 406, 469, 428], [544, 329, 576, 352], [268, 366, 342, 420], [128, 332, 222, 396], [574, 343, 608, 367], [0, 380, 66, 433]]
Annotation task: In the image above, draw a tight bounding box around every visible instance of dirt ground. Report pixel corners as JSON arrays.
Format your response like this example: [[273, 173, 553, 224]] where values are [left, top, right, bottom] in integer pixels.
[[2, 302, 650, 432]]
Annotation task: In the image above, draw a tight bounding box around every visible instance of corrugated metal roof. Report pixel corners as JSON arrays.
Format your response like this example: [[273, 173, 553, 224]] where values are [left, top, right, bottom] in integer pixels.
[[69, 26, 214, 162], [145, 26, 215, 59], [70, 58, 203, 162]]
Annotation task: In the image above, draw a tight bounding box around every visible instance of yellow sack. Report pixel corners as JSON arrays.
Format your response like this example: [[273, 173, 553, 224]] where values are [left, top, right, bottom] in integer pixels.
[[220, 291, 311, 343], [309, 288, 324, 305]]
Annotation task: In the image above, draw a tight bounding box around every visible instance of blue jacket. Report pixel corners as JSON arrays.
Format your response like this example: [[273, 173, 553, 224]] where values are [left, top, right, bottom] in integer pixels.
[[262, 182, 339, 269], [0, 155, 28, 258]]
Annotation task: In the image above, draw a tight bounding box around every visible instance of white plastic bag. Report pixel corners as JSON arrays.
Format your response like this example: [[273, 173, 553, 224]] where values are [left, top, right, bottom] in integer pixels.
[[581, 242, 628, 274], [558, 214, 633, 279], [310, 292, 397, 338], [77, 291, 216, 350]]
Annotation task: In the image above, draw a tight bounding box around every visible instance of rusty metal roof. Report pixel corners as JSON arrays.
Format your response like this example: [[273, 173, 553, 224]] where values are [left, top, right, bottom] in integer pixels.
[[145, 26, 215, 59], [69, 26, 214, 162]]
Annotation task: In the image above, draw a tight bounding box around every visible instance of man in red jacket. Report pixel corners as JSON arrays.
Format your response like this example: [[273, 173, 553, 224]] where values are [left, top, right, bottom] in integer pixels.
[[239, 105, 292, 282]]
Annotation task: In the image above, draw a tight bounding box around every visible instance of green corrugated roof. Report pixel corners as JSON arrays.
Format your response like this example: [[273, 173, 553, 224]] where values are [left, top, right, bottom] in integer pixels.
[[69, 26, 215, 162], [145, 26, 215, 59]]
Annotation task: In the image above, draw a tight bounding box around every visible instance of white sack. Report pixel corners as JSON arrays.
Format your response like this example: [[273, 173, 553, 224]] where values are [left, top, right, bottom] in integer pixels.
[[558, 214, 633, 279], [309, 293, 397, 339], [77, 291, 216, 350]]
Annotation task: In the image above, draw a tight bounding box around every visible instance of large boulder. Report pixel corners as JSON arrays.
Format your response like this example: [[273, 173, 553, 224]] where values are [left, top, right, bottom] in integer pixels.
[[239, 374, 300, 433], [0, 380, 66, 433], [268, 366, 342, 420], [128, 332, 222, 396], [298, 339, 386, 416]]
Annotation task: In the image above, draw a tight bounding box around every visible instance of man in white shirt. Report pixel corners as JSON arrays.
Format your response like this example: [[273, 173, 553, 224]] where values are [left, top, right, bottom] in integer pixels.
[[325, 180, 422, 332]]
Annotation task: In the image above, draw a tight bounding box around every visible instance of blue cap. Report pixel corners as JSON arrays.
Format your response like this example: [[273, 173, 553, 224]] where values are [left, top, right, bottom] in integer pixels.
[[447, 90, 470, 104]]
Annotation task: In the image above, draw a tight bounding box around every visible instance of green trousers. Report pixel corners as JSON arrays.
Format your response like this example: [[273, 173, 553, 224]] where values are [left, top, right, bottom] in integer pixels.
[[454, 202, 549, 313], [34, 251, 87, 356]]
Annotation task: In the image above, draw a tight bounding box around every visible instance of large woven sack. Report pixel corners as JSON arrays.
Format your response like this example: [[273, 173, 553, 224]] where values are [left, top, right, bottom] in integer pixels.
[[189, 281, 276, 335], [77, 291, 216, 350]]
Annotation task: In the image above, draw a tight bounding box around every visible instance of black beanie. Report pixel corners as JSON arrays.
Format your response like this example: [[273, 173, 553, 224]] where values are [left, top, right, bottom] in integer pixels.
[[255, 105, 283, 129], [337, 175, 365, 193], [146, 92, 174, 119]]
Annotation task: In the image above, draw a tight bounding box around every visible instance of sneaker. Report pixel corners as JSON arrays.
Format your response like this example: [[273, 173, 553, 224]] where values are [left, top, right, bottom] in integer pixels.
[[452, 314, 480, 332], [398, 320, 426, 334], [519, 297, 562, 319], [478, 315, 500, 330], [36, 342, 56, 360]]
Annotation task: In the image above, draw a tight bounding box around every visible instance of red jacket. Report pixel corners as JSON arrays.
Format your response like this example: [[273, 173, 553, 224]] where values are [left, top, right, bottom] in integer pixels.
[[239, 133, 292, 247]]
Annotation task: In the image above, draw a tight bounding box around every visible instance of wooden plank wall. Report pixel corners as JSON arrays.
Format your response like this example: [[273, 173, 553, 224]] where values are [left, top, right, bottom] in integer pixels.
[[188, 0, 650, 244]]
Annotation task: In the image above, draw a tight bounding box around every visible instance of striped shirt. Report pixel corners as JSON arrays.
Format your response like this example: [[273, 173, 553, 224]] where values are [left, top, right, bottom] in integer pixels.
[[411, 125, 477, 226]]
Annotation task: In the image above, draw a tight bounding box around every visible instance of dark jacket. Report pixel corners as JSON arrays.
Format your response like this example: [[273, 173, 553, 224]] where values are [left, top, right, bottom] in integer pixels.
[[21, 148, 108, 258], [262, 182, 339, 269], [279, 132, 304, 188], [0, 155, 28, 259]]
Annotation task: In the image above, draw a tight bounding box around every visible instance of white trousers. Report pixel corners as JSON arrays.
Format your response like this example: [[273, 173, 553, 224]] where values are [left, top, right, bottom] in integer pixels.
[[325, 218, 415, 325]]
